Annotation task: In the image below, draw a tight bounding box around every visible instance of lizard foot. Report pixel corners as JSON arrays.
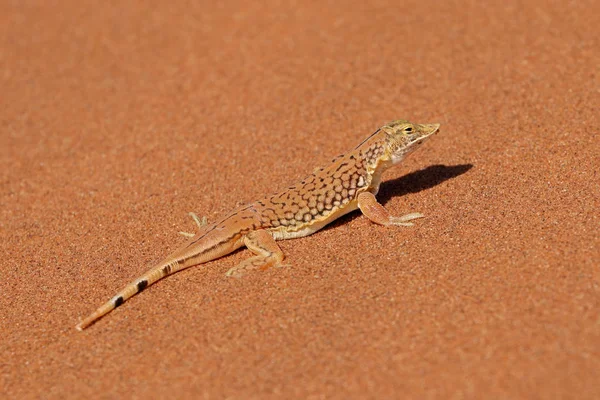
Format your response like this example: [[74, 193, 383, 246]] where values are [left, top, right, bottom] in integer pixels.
[[389, 212, 424, 227], [225, 230, 286, 278], [179, 212, 208, 237], [225, 257, 287, 279]]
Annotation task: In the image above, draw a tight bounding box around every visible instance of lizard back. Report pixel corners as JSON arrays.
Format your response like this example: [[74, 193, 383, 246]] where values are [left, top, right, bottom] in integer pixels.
[[249, 131, 390, 239]]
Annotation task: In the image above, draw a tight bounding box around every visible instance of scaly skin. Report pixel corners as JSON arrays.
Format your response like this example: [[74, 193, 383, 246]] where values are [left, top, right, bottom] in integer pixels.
[[76, 119, 440, 330]]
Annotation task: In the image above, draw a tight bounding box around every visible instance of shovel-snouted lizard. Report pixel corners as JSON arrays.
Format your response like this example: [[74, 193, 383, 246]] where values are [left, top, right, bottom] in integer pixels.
[[76, 119, 440, 330]]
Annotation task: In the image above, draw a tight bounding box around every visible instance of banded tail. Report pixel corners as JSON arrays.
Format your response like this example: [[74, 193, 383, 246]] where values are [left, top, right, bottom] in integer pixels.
[[76, 222, 244, 330], [75, 258, 184, 330]]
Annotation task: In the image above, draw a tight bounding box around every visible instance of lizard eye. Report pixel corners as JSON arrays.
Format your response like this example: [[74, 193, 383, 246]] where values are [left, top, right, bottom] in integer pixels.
[[404, 126, 413, 133]]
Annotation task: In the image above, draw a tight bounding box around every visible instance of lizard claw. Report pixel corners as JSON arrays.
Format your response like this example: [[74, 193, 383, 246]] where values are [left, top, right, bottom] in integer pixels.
[[389, 212, 424, 226], [189, 212, 208, 229], [179, 212, 208, 237]]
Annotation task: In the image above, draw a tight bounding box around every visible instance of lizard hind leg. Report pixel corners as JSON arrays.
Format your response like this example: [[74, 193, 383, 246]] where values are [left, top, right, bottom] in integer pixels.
[[179, 212, 208, 237], [225, 230, 286, 278]]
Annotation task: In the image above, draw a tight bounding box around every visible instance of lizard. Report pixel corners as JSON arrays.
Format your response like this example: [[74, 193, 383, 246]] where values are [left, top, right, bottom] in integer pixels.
[[76, 119, 440, 330]]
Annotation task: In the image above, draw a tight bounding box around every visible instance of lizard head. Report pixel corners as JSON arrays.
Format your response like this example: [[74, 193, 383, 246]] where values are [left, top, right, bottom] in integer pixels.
[[381, 119, 440, 164]]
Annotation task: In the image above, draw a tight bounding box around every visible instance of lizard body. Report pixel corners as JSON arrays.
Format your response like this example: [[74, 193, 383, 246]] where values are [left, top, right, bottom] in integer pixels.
[[76, 119, 439, 330]]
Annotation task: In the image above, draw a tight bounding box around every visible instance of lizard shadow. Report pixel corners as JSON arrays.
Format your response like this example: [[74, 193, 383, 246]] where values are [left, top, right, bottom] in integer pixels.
[[377, 163, 473, 205], [325, 163, 474, 229]]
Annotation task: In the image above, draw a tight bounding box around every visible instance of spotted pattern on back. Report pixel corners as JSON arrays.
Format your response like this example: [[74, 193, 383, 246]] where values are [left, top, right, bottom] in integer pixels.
[[251, 137, 388, 231]]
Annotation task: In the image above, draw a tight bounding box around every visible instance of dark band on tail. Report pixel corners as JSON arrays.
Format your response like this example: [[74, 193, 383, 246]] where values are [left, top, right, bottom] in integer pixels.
[[137, 280, 148, 292], [114, 296, 124, 307]]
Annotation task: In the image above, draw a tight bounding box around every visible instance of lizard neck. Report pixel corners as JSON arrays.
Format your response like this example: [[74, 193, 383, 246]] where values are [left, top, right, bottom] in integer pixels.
[[354, 133, 393, 195], [367, 155, 393, 195]]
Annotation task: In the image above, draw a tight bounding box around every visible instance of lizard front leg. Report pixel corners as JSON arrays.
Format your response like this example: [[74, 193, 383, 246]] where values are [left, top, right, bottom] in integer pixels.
[[357, 192, 424, 226], [226, 230, 285, 278]]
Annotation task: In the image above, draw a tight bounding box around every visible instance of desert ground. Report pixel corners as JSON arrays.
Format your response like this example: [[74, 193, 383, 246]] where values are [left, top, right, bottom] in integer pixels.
[[1, 1, 598, 398]]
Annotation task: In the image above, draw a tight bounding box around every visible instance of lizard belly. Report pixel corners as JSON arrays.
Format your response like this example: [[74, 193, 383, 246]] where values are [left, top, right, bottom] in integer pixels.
[[270, 201, 359, 240]]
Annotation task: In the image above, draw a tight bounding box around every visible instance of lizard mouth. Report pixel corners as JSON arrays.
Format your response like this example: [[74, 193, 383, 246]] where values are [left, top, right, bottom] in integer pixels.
[[419, 123, 441, 136], [410, 123, 440, 144]]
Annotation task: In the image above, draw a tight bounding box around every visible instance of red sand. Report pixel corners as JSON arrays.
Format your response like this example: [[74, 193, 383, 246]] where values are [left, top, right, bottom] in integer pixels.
[[1, 1, 599, 398]]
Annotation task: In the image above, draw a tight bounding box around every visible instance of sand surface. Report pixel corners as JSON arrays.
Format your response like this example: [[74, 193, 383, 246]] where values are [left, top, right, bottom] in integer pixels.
[[1, 1, 599, 398]]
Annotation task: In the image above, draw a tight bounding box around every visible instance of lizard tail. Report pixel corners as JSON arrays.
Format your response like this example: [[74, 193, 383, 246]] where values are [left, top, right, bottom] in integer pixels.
[[75, 258, 183, 331]]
